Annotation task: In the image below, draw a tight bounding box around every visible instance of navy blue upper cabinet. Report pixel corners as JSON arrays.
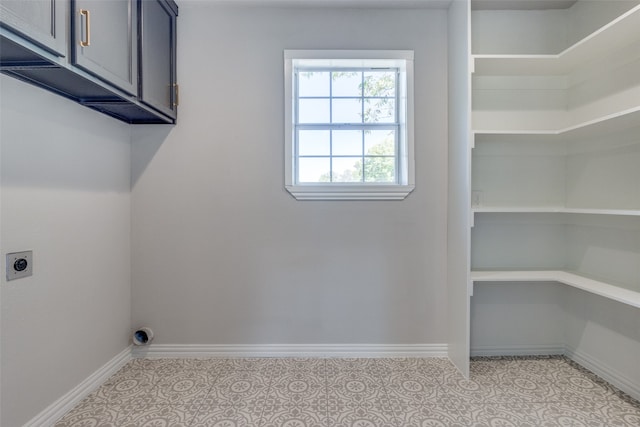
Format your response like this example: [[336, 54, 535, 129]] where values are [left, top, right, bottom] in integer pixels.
[[0, 0, 67, 58], [140, 0, 178, 119], [72, 0, 138, 96], [0, 0, 178, 124]]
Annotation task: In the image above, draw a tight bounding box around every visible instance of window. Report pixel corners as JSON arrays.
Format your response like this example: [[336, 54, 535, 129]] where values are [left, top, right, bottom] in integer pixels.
[[284, 50, 415, 200]]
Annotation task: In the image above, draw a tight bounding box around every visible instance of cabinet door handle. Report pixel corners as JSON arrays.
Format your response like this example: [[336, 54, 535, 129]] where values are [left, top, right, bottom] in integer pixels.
[[173, 84, 179, 107], [79, 9, 91, 47]]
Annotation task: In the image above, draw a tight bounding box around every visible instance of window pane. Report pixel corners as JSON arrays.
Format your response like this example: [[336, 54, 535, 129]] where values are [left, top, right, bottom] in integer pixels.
[[298, 99, 330, 123], [332, 99, 362, 123], [364, 157, 396, 183], [298, 130, 330, 156], [332, 130, 362, 156], [332, 157, 363, 182], [298, 157, 330, 183], [332, 71, 361, 97], [365, 130, 395, 155], [363, 71, 396, 97], [364, 98, 395, 123], [298, 71, 330, 97]]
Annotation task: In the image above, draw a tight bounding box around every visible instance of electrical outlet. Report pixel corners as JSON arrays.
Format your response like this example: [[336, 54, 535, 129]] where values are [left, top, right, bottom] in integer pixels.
[[6, 251, 33, 281]]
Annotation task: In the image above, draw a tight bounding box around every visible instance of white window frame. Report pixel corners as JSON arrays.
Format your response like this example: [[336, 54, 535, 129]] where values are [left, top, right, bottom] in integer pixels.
[[284, 50, 415, 201]]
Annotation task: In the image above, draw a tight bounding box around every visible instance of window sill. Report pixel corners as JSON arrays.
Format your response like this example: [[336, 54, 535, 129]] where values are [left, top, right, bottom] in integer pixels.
[[285, 185, 415, 201]]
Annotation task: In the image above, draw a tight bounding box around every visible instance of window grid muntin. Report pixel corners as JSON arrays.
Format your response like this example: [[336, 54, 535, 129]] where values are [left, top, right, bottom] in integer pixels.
[[294, 67, 400, 184], [296, 125, 398, 183]]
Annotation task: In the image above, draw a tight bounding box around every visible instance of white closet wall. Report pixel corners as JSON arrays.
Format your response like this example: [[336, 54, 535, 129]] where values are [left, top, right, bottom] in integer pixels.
[[447, 0, 472, 378]]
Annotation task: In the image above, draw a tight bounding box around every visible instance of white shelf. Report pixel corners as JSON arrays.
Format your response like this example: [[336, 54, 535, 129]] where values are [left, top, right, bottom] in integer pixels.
[[473, 106, 640, 144], [471, 270, 640, 309], [472, 207, 640, 216], [472, 5, 640, 76]]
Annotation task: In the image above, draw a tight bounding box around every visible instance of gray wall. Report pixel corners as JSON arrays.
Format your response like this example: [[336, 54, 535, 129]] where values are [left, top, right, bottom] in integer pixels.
[[0, 76, 132, 427], [131, 4, 449, 345]]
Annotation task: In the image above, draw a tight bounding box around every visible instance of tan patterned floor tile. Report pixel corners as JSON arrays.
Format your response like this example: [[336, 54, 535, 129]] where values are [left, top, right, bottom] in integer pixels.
[[601, 404, 640, 427], [384, 370, 442, 405], [192, 404, 265, 427], [327, 406, 398, 427], [327, 370, 388, 412], [200, 370, 271, 413], [54, 357, 640, 427], [546, 364, 626, 403], [222, 358, 275, 372], [84, 369, 160, 405], [180, 358, 230, 371], [477, 401, 626, 427], [268, 371, 327, 412], [439, 368, 521, 404], [117, 404, 198, 427], [325, 358, 383, 376], [126, 358, 183, 371], [272, 358, 328, 377], [389, 402, 480, 427], [151, 370, 216, 404], [54, 403, 129, 427], [260, 406, 328, 427]]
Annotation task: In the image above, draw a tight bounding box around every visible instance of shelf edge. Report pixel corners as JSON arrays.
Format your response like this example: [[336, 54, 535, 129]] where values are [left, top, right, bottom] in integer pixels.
[[471, 270, 640, 309]]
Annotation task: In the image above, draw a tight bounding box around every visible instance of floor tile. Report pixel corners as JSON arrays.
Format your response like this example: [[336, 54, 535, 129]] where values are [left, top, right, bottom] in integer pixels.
[[546, 363, 626, 403], [126, 358, 183, 371], [201, 369, 272, 416], [85, 369, 160, 405], [223, 357, 275, 372], [389, 402, 480, 427], [384, 370, 442, 405], [54, 403, 129, 427], [151, 370, 216, 405], [326, 370, 387, 411], [117, 404, 197, 427], [55, 356, 640, 427], [438, 367, 519, 404], [272, 358, 328, 377], [327, 406, 398, 427], [260, 405, 329, 427], [325, 358, 383, 377], [192, 404, 265, 427], [476, 401, 624, 427], [269, 370, 327, 408]]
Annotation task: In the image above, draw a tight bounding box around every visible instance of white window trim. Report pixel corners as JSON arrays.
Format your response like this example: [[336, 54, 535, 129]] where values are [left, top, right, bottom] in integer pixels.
[[284, 49, 415, 201]]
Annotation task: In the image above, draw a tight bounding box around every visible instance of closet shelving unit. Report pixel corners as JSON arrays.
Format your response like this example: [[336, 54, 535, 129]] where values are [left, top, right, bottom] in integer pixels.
[[469, 0, 640, 368], [472, 5, 640, 76]]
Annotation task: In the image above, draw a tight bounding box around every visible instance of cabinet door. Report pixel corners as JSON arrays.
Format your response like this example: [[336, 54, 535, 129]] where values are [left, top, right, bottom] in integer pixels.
[[139, 0, 177, 119], [72, 0, 137, 95], [0, 0, 67, 57]]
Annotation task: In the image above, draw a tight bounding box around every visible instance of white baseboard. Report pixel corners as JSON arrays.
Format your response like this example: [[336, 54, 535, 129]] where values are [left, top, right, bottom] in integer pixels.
[[565, 345, 640, 402], [470, 344, 565, 357], [24, 346, 132, 427], [132, 343, 449, 359]]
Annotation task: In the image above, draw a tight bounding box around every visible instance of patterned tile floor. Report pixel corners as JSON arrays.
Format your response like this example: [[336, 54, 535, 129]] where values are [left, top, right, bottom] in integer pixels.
[[55, 356, 640, 427]]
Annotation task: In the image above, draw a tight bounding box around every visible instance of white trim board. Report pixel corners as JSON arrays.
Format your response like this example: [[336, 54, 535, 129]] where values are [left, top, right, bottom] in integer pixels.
[[131, 343, 448, 359], [470, 344, 565, 357], [24, 346, 132, 427]]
